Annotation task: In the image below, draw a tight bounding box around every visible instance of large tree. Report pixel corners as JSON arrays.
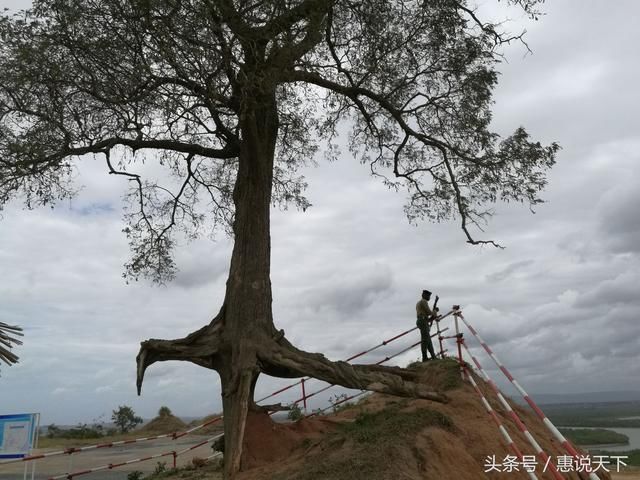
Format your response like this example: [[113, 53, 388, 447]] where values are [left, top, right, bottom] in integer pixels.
[[0, 0, 558, 477]]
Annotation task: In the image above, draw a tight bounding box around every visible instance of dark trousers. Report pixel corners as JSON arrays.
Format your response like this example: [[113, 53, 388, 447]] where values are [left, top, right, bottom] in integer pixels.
[[417, 319, 437, 360]]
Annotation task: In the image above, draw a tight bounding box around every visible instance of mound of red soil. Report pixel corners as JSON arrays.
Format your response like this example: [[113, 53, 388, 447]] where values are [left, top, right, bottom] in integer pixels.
[[138, 414, 187, 435], [235, 359, 613, 480]]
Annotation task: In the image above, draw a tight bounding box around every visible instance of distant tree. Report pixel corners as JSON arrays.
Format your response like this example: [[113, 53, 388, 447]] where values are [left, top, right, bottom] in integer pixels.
[[0, 1, 558, 477], [111, 405, 143, 434], [47, 424, 61, 439], [158, 406, 172, 418], [0, 322, 23, 369]]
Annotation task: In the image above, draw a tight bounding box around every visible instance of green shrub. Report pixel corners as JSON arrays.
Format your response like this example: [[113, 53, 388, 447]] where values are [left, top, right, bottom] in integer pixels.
[[158, 406, 173, 418], [287, 403, 303, 421], [47, 423, 104, 439], [153, 461, 167, 475]]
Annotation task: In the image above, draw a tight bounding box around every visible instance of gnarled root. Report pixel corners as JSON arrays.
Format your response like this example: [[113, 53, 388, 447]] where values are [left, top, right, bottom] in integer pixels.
[[260, 340, 450, 404], [135, 316, 449, 480], [136, 310, 225, 395]]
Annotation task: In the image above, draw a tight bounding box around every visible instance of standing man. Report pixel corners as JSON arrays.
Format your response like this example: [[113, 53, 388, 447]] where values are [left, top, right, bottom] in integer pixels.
[[416, 290, 439, 361]]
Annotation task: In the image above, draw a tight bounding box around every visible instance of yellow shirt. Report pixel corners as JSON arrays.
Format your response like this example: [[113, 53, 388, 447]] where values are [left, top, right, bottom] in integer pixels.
[[416, 298, 433, 318]]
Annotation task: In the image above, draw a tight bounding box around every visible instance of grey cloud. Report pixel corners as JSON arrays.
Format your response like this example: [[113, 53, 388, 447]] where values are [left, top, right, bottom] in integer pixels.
[[172, 239, 232, 288], [576, 273, 640, 308], [596, 180, 640, 254], [304, 263, 394, 316], [485, 260, 534, 283]]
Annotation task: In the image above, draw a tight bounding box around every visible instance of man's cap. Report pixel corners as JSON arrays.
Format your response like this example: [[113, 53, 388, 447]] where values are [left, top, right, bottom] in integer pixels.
[[422, 289, 432, 296]]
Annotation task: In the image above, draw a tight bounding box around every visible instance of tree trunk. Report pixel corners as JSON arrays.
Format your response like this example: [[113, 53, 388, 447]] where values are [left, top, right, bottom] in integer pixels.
[[217, 89, 280, 479], [136, 87, 450, 480]]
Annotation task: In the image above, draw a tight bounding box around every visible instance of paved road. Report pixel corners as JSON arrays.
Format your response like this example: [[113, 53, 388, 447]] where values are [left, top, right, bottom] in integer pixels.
[[0, 472, 128, 480], [0, 436, 215, 480]]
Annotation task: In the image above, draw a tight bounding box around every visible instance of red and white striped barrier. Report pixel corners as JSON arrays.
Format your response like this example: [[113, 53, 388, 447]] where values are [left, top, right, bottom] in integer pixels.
[[46, 434, 223, 480], [462, 364, 539, 480], [175, 433, 223, 457], [459, 313, 600, 480], [461, 341, 563, 480], [0, 416, 223, 466]]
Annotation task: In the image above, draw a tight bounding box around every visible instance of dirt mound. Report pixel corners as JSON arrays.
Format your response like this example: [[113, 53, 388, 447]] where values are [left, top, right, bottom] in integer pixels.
[[138, 414, 188, 435], [235, 359, 613, 480], [188, 413, 224, 435]]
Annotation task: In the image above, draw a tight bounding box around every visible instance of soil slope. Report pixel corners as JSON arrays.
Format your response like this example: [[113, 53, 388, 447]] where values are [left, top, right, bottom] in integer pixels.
[[144, 359, 617, 479], [234, 359, 613, 480]]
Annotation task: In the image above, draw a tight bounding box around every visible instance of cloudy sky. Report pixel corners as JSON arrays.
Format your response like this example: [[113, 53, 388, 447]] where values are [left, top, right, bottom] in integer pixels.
[[1, 1, 639, 426]]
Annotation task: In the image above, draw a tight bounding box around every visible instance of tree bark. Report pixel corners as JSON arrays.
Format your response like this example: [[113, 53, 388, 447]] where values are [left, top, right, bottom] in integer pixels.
[[136, 86, 450, 480]]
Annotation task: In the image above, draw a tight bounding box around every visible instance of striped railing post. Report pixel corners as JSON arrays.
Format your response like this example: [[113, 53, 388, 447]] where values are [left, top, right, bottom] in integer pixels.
[[459, 314, 600, 480]]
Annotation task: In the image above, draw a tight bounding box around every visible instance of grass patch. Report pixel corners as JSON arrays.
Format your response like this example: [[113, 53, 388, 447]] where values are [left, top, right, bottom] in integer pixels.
[[559, 428, 629, 446], [142, 459, 223, 480], [406, 357, 464, 391], [338, 406, 453, 444], [437, 359, 465, 391], [276, 405, 453, 480]]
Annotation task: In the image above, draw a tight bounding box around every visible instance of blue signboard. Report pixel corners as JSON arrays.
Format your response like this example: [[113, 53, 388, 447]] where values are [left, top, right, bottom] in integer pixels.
[[0, 413, 38, 459]]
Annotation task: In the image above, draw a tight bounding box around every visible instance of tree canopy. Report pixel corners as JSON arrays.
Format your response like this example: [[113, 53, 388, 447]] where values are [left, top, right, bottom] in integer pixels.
[[0, 0, 558, 282]]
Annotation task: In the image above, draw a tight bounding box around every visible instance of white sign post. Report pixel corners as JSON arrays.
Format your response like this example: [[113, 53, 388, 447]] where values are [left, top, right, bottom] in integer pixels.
[[0, 413, 40, 480]]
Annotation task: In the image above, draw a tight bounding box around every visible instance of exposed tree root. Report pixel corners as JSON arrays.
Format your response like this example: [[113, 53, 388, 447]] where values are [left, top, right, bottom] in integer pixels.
[[136, 310, 449, 479], [136, 311, 224, 394], [261, 341, 450, 403]]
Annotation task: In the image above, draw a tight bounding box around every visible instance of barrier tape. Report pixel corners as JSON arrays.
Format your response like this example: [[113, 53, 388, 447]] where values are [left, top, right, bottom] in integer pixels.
[[461, 364, 539, 480], [46, 435, 222, 480], [175, 434, 223, 456], [459, 314, 600, 480], [0, 416, 223, 466], [461, 341, 563, 479]]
